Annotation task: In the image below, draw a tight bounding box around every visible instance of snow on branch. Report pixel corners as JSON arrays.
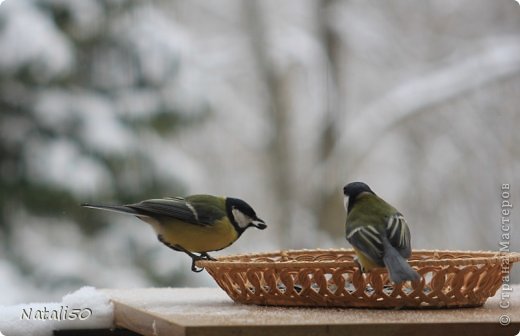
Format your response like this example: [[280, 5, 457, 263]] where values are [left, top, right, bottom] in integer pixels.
[[317, 38, 520, 190]]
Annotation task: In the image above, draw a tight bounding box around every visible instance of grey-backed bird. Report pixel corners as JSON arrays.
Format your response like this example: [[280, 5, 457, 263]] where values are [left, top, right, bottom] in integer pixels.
[[343, 182, 420, 283]]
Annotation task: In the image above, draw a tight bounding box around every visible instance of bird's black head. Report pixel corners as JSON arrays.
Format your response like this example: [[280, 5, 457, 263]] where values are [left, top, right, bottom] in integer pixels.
[[343, 182, 374, 197], [225, 197, 267, 234], [343, 182, 375, 213]]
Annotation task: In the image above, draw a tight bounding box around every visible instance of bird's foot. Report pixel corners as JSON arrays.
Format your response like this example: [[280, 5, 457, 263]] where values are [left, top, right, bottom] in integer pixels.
[[190, 257, 205, 273], [171, 244, 208, 272], [190, 252, 217, 272], [200, 252, 216, 261]]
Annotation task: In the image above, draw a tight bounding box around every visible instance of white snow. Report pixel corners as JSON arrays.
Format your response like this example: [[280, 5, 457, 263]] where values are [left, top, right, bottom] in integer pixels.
[[75, 94, 135, 154], [6, 214, 155, 303], [0, 287, 113, 336], [112, 4, 188, 86], [25, 138, 113, 197], [0, 261, 38, 305], [33, 89, 136, 155], [0, 0, 73, 80]]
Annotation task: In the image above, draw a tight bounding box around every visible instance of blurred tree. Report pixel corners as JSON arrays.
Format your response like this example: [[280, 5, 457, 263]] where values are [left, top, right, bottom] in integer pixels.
[[1, 0, 519, 303], [313, 0, 347, 238], [312, 1, 520, 248], [243, 0, 294, 245], [0, 0, 207, 295]]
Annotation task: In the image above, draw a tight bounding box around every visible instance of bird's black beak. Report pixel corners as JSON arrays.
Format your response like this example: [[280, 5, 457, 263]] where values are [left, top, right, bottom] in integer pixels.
[[251, 218, 267, 230]]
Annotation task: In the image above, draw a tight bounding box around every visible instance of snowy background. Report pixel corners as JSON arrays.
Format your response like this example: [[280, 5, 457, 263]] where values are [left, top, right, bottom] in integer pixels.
[[0, 0, 519, 305]]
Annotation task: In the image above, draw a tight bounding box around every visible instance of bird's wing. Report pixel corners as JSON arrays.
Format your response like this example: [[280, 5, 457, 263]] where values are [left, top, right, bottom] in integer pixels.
[[128, 198, 213, 226], [184, 195, 227, 226], [385, 212, 412, 258], [346, 225, 385, 266]]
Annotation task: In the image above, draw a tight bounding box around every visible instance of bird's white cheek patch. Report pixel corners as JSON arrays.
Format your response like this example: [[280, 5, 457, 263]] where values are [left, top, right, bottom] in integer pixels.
[[343, 195, 350, 211], [232, 209, 251, 228]]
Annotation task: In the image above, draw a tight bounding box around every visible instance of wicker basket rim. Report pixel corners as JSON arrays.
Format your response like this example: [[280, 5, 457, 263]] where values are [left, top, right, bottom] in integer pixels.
[[196, 248, 520, 269]]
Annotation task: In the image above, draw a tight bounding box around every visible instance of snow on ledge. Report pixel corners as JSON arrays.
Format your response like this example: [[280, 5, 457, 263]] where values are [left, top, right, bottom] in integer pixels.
[[0, 287, 113, 336]]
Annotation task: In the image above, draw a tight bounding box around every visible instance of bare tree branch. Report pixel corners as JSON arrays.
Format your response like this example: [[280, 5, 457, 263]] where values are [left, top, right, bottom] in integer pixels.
[[315, 38, 520, 191], [242, 0, 293, 245]]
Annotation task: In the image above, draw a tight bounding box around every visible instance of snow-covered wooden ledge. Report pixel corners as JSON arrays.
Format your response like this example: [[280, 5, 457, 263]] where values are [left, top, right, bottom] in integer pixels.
[[96, 286, 519, 336]]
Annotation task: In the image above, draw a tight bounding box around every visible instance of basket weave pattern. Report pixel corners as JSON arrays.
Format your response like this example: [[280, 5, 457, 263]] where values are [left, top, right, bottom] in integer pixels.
[[197, 249, 519, 308]]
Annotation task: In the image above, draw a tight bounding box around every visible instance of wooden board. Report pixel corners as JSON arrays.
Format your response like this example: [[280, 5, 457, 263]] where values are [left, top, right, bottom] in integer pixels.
[[103, 286, 520, 336]]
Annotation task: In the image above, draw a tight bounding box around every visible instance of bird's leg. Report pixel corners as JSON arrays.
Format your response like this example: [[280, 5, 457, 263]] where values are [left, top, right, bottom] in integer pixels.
[[172, 244, 207, 273], [353, 256, 365, 273], [200, 252, 216, 261]]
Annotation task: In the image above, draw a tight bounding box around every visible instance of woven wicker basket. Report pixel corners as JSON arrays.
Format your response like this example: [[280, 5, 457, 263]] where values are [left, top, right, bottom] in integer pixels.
[[196, 249, 520, 309]]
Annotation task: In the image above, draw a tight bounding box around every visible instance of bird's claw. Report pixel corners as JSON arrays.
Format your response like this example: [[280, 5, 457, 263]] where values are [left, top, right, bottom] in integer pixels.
[[191, 260, 205, 273], [200, 252, 216, 261], [190, 252, 216, 272]]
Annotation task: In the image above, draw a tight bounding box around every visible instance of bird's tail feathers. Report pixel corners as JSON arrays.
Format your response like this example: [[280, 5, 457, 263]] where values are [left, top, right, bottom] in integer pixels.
[[382, 236, 420, 283], [81, 203, 138, 216]]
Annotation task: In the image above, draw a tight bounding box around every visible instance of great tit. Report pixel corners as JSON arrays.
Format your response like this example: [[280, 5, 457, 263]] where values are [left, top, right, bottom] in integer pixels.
[[343, 182, 420, 284], [82, 195, 266, 272]]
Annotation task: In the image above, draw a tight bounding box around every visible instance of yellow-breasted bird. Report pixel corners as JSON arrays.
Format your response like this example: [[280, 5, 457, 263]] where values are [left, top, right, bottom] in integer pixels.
[[343, 182, 420, 283], [82, 195, 266, 272]]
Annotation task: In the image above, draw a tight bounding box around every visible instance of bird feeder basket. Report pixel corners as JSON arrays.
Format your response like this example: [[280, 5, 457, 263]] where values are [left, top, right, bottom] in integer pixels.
[[196, 249, 520, 309]]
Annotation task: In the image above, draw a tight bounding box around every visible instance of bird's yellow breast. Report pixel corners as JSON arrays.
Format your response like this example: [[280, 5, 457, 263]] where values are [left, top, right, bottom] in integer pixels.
[[353, 247, 380, 272], [153, 217, 239, 253]]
